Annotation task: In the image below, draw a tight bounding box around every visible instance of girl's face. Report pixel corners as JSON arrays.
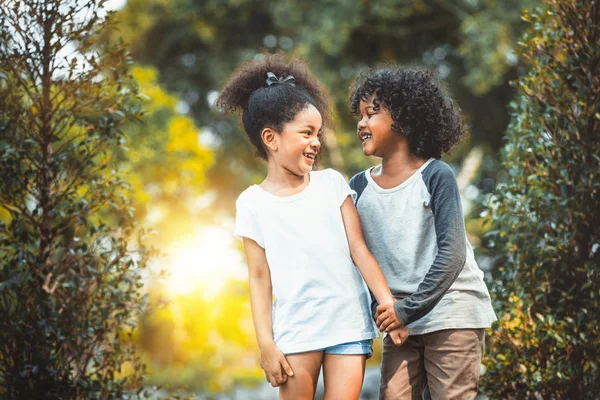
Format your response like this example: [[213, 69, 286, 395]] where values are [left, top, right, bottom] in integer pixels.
[[356, 94, 397, 158], [270, 104, 323, 176]]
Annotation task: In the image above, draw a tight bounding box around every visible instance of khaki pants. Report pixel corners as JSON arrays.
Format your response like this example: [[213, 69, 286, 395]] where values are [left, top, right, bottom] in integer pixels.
[[379, 328, 484, 400]]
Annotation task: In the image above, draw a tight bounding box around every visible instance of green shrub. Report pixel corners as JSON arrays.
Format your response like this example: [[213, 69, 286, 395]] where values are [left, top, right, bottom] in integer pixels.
[[482, 1, 600, 398], [0, 1, 151, 398]]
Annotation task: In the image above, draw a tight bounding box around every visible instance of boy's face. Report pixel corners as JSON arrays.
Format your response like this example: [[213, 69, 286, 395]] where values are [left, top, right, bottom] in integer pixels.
[[356, 94, 397, 158]]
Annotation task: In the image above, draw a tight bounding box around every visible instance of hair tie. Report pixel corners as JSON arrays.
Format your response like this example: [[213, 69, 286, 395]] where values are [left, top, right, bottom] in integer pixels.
[[266, 72, 296, 87]]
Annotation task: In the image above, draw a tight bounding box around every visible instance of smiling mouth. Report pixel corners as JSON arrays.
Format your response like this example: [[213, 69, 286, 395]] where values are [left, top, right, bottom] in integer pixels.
[[360, 133, 372, 144], [303, 152, 316, 160]]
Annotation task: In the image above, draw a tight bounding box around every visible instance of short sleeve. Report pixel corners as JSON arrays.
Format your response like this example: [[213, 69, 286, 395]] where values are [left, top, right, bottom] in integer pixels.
[[327, 169, 356, 206], [234, 194, 265, 248]]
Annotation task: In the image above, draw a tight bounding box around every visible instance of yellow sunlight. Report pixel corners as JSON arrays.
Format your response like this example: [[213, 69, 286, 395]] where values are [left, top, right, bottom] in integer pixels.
[[165, 225, 246, 297]]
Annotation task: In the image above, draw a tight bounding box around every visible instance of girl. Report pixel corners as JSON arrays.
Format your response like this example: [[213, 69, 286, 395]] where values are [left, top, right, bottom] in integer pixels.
[[349, 66, 497, 399], [216, 53, 407, 399]]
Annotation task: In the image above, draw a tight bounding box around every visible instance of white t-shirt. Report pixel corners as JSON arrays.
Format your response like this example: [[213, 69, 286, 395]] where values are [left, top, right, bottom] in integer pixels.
[[234, 169, 379, 354]]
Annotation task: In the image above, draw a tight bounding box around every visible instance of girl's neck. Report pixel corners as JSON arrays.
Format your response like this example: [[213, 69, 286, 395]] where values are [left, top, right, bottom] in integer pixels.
[[261, 162, 309, 196]]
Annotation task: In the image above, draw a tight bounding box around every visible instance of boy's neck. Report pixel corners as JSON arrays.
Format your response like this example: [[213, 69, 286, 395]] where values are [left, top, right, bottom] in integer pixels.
[[372, 147, 429, 189], [380, 149, 428, 177]]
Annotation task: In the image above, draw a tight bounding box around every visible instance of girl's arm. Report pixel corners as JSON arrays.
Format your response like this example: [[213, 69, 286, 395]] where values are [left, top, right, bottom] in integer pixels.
[[242, 237, 294, 386], [340, 196, 400, 327]]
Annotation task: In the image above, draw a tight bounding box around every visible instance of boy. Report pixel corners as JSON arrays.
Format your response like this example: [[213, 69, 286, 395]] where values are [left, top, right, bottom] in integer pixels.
[[349, 66, 496, 399]]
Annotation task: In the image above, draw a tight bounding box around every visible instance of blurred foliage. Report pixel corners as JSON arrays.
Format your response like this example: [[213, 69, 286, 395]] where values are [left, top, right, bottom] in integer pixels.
[[0, 0, 153, 398], [117, 65, 213, 244], [138, 280, 260, 393], [109, 0, 541, 210], [481, 1, 600, 398]]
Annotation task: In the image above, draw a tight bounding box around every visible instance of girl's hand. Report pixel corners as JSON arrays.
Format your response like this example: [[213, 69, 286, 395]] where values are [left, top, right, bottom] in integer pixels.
[[388, 326, 410, 347], [260, 342, 294, 387], [375, 302, 402, 332]]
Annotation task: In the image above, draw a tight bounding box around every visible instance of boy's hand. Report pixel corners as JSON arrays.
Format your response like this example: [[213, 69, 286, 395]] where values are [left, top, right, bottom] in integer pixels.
[[375, 302, 402, 332], [388, 326, 410, 347], [259, 343, 294, 387]]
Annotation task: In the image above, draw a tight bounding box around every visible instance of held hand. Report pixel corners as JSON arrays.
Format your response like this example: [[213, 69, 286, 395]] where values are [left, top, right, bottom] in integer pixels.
[[388, 326, 410, 347], [375, 302, 402, 332], [259, 343, 294, 387]]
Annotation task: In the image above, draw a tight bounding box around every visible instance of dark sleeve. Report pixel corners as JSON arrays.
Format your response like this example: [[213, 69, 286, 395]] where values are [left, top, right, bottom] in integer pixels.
[[394, 162, 466, 326], [348, 172, 368, 204]]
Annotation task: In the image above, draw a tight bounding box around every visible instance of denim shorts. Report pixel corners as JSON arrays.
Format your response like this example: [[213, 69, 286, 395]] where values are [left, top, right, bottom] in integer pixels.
[[320, 339, 373, 358]]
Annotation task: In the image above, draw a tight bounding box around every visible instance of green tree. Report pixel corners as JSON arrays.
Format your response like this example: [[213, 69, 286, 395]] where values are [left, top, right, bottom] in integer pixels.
[[482, 1, 600, 398], [0, 0, 151, 397]]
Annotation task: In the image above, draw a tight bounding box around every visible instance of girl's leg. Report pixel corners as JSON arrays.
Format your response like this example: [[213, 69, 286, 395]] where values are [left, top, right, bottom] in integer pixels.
[[322, 353, 367, 400], [279, 351, 323, 400]]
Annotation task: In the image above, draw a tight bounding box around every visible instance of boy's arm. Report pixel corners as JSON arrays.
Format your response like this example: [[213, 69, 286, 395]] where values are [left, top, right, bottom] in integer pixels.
[[340, 197, 396, 309], [242, 237, 293, 386], [378, 164, 466, 329]]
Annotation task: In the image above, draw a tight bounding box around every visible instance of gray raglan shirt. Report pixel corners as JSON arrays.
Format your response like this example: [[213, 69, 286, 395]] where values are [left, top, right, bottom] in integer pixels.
[[349, 158, 496, 335]]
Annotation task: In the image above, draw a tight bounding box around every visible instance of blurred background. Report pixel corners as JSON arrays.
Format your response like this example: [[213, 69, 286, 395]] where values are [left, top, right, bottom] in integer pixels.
[[99, 0, 538, 397]]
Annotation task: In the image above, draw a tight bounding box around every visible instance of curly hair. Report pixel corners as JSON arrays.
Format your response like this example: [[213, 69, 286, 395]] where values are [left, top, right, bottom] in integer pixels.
[[216, 52, 332, 160], [350, 66, 465, 159]]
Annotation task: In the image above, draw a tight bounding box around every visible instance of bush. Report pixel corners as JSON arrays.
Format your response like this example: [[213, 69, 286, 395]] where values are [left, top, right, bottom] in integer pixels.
[[482, 1, 600, 398], [0, 1, 151, 398]]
